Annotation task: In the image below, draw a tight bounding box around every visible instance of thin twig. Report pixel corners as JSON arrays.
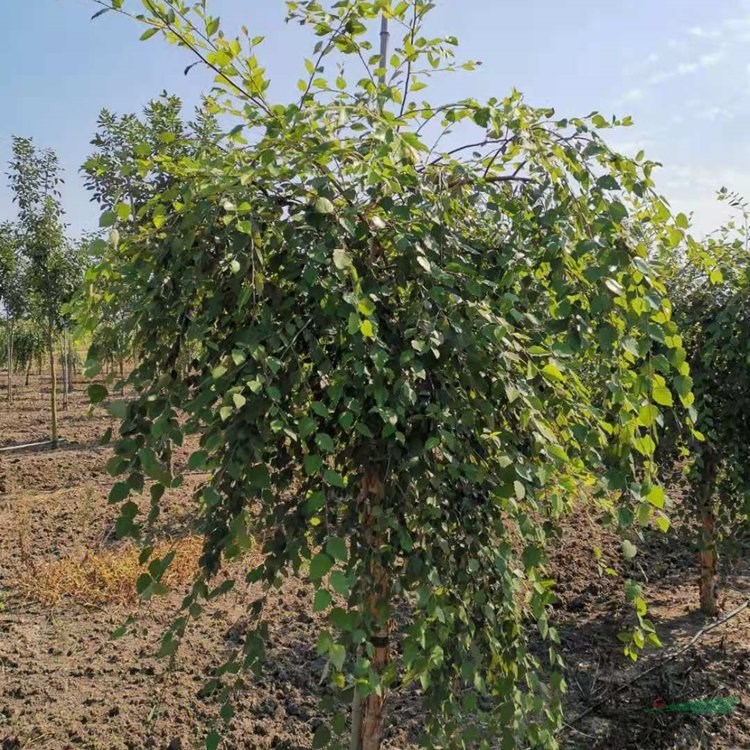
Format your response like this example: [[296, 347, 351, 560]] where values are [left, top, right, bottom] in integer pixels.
[[90, 0, 271, 115], [398, 2, 418, 119], [565, 597, 750, 729]]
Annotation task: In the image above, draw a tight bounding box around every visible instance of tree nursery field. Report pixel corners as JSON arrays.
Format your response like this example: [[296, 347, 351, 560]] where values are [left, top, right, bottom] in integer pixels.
[[2, 2, 750, 750], [0, 375, 748, 749]]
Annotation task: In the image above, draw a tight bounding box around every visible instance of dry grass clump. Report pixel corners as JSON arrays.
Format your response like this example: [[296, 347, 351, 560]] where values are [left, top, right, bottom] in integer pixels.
[[15, 536, 203, 607]]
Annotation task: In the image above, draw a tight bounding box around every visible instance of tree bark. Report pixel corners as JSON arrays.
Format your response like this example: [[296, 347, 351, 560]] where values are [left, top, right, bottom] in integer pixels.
[[354, 469, 390, 750], [25, 359, 31, 387], [61, 336, 69, 411], [7, 320, 13, 404], [48, 323, 58, 448], [67, 331, 74, 393], [697, 449, 719, 616]]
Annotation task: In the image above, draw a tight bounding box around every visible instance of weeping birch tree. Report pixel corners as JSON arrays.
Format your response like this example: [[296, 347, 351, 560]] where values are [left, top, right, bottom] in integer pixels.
[[665, 190, 750, 616], [86, 1, 693, 748]]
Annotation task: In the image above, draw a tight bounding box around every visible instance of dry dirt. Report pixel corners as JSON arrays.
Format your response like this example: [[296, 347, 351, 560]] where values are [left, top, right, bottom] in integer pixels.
[[1, 372, 749, 750]]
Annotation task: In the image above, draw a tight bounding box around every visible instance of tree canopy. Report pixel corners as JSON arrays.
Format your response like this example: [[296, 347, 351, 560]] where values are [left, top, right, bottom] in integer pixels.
[[84, 1, 695, 747]]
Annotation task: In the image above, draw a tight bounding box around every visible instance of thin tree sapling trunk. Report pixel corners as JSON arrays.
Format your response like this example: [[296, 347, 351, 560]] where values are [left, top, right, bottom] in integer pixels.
[[67, 331, 74, 393], [48, 322, 58, 448], [354, 468, 390, 750], [6, 320, 13, 404], [61, 336, 69, 411], [697, 449, 719, 616], [356, 20, 393, 743]]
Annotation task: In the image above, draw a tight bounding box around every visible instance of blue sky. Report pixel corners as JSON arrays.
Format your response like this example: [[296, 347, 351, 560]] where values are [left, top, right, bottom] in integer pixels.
[[1, 0, 748, 235]]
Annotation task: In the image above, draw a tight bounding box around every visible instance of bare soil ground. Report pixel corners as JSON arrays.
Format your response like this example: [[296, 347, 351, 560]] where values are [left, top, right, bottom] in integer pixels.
[[1, 373, 748, 750]]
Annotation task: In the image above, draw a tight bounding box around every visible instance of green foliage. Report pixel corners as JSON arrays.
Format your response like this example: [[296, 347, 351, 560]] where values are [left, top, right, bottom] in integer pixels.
[[0, 221, 28, 322], [85, 1, 693, 747], [78, 95, 220, 377], [82, 93, 220, 214], [0, 320, 46, 373], [7, 137, 83, 332], [666, 189, 750, 545]]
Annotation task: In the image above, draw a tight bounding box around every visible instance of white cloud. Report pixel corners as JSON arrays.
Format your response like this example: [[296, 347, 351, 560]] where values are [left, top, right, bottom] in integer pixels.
[[688, 26, 721, 38], [646, 71, 670, 85], [699, 51, 725, 66], [677, 62, 699, 75], [621, 88, 643, 102], [643, 48, 726, 87], [699, 106, 731, 120]]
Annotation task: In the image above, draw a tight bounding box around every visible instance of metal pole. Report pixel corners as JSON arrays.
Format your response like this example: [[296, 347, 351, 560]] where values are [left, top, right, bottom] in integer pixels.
[[379, 13, 390, 84]]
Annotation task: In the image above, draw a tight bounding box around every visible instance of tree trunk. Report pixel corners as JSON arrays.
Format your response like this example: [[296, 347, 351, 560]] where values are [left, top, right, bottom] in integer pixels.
[[697, 450, 719, 616], [61, 336, 69, 411], [7, 320, 13, 404], [25, 359, 32, 387], [48, 324, 58, 448], [354, 469, 390, 750], [165, 441, 174, 479], [67, 331, 74, 393]]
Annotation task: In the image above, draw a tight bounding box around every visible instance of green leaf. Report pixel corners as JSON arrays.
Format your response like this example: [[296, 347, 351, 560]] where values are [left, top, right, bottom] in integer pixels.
[[541, 363, 565, 383], [646, 485, 666, 509], [314, 197, 335, 214], [188, 450, 208, 470], [329, 644, 346, 671], [140, 27, 159, 41], [638, 404, 658, 428], [304, 491, 326, 515], [108, 400, 129, 419], [608, 202, 628, 221], [655, 515, 670, 533], [99, 210, 116, 228], [333, 248, 351, 269], [316, 433, 335, 453], [311, 401, 329, 418], [360, 319, 375, 338], [88, 383, 108, 404], [313, 588, 333, 612], [299, 416, 317, 439], [108, 482, 130, 504], [622, 540, 638, 559], [309, 553, 334, 581], [115, 202, 131, 221], [522, 545, 542, 569], [652, 385, 673, 407], [304, 454, 323, 475], [329, 571, 350, 596], [312, 725, 332, 750], [326, 537, 347, 562], [357, 297, 376, 315], [324, 469, 344, 487]]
